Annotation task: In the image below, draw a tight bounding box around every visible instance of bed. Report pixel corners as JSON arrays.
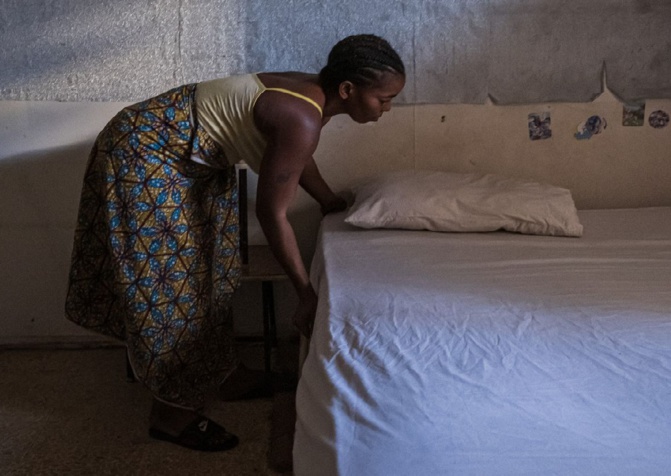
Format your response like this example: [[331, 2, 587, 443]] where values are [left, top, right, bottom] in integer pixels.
[[293, 204, 671, 475]]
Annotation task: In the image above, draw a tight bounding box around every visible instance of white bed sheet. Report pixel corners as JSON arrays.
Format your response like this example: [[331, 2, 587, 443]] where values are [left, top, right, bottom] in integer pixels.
[[294, 207, 671, 476]]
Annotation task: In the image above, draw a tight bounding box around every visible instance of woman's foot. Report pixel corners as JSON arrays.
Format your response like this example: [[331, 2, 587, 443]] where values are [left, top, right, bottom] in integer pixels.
[[149, 399, 238, 452], [149, 399, 199, 437]]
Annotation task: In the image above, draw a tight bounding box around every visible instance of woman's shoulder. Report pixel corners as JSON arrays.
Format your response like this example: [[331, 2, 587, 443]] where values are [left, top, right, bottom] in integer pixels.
[[254, 72, 324, 125], [256, 73, 323, 103]]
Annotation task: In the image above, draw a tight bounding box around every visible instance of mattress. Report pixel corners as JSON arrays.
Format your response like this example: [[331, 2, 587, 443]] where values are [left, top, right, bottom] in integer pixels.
[[293, 207, 671, 476]]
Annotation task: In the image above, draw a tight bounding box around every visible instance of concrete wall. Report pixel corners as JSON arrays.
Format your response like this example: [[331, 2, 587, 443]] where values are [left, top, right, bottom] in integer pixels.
[[2, 0, 671, 104]]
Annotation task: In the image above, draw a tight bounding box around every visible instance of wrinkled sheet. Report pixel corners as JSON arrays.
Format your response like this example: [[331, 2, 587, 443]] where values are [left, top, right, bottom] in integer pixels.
[[294, 207, 671, 476]]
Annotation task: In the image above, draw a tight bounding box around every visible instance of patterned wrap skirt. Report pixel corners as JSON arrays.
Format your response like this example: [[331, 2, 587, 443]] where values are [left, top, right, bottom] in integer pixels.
[[65, 84, 241, 409]]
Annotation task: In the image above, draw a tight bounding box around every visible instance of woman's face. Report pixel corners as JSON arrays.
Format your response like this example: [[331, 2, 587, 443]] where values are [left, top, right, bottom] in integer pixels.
[[343, 72, 405, 123]]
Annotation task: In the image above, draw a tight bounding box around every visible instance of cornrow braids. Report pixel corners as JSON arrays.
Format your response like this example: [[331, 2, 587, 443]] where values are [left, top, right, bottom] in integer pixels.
[[319, 34, 405, 92]]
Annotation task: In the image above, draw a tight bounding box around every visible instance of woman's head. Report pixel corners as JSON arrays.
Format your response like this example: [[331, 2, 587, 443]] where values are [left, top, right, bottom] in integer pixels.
[[319, 34, 405, 93], [320, 34, 405, 123]]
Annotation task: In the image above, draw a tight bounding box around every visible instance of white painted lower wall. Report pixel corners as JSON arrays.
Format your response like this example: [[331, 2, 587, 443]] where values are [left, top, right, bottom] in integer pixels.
[[1, 91, 670, 344]]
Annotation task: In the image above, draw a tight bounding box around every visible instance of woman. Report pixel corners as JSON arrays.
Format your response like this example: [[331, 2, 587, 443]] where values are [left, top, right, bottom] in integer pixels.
[[65, 34, 405, 451]]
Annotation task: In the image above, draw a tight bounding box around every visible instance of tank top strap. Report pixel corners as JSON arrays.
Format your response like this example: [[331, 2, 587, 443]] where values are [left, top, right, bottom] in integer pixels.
[[264, 87, 323, 117]]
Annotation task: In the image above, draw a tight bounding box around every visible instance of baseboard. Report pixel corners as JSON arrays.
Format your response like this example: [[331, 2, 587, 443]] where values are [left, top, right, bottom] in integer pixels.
[[0, 334, 299, 350], [0, 335, 122, 350]]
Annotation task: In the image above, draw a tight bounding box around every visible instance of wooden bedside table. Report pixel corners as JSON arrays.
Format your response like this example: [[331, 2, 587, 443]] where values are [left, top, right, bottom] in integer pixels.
[[239, 245, 289, 375]]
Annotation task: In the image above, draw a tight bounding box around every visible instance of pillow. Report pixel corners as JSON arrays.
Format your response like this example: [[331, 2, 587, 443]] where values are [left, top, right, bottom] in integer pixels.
[[344, 170, 583, 237]]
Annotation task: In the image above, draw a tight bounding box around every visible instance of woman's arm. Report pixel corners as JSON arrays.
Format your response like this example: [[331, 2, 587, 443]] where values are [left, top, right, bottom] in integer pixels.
[[254, 94, 323, 337], [299, 157, 348, 215]]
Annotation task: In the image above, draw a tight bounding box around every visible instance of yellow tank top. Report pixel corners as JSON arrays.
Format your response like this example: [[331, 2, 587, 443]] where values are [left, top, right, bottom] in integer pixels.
[[194, 74, 323, 173]]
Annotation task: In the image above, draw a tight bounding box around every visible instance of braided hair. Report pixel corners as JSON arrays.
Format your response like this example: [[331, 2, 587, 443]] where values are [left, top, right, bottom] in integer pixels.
[[319, 34, 405, 92]]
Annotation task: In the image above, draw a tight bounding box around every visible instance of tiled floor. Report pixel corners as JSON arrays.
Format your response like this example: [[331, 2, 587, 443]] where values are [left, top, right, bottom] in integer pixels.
[[0, 343, 297, 475]]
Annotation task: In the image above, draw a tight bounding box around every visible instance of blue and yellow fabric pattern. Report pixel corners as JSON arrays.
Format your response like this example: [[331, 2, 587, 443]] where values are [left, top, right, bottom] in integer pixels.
[[65, 84, 241, 408]]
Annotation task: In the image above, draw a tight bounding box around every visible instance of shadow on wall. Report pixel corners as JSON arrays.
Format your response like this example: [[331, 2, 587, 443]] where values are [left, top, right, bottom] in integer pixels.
[[0, 143, 92, 230], [0, 143, 95, 341]]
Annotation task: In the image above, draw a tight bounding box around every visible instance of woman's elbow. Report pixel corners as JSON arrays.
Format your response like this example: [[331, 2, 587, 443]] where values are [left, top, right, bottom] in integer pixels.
[[255, 202, 286, 227]]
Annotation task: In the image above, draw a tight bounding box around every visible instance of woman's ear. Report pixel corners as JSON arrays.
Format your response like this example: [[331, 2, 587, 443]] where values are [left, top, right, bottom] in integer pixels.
[[338, 81, 354, 100]]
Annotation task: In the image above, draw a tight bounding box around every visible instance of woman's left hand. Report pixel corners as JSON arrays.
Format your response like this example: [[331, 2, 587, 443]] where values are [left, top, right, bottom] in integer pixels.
[[320, 193, 351, 215], [293, 286, 319, 338]]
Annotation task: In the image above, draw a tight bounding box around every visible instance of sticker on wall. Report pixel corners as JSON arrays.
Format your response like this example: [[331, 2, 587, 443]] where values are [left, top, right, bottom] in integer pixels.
[[528, 112, 552, 141], [648, 110, 670, 129], [575, 115, 607, 140], [622, 103, 645, 126]]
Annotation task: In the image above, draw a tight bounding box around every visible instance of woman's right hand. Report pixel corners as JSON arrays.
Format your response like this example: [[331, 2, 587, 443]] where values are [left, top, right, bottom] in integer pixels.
[[293, 286, 318, 338]]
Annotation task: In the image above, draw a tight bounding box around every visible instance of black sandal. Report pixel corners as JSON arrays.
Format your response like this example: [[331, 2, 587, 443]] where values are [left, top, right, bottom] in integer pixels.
[[149, 416, 239, 452]]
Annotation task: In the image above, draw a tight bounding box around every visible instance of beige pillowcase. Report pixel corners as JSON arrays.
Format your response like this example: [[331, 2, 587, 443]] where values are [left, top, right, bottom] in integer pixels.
[[344, 170, 583, 237]]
